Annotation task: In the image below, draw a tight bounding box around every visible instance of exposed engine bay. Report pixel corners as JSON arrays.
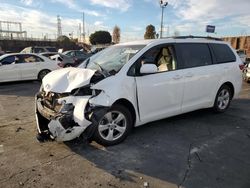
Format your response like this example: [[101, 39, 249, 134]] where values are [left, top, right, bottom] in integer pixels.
[[35, 68, 108, 142]]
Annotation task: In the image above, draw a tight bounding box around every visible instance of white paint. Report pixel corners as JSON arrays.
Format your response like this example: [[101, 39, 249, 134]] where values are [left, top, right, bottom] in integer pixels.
[[48, 96, 92, 141], [42, 67, 96, 93], [36, 38, 243, 142]]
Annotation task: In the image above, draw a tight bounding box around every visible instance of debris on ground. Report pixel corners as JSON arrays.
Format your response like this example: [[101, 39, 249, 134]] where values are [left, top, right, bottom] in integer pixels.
[[16, 127, 24, 132], [143, 182, 149, 187], [19, 182, 24, 186]]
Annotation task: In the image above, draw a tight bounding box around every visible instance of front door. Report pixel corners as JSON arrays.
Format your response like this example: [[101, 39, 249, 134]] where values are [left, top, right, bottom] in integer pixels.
[[135, 44, 185, 123], [0, 55, 20, 82]]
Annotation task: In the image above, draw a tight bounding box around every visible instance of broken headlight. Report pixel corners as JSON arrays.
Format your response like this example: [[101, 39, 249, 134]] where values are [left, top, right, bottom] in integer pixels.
[[71, 86, 92, 96], [70, 85, 101, 97]]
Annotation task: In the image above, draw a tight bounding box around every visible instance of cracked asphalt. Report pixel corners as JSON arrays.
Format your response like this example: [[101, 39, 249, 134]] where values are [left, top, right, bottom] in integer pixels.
[[0, 81, 250, 188]]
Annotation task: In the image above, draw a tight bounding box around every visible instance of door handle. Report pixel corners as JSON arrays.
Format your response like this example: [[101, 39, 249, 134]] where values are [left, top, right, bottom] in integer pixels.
[[173, 75, 182, 80]]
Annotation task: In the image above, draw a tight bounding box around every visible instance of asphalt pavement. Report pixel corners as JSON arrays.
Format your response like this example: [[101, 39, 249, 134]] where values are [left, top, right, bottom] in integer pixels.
[[0, 81, 249, 188]]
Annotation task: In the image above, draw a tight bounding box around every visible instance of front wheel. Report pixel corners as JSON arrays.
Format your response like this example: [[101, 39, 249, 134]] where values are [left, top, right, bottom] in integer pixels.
[[38, 70, 50, 81], [93, 105, 133, 146], [213, 85, 232, 113]]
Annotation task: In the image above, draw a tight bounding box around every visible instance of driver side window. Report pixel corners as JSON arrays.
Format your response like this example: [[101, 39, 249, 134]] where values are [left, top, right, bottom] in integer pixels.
[[131, 45, 177, 76]]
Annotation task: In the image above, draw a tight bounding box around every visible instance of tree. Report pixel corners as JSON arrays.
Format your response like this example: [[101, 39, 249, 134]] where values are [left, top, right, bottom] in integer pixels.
[[112, 25, 121, 44], [89, 31, 112, 45], [57, 35, 70, 43], [144, 24, 156, 39]]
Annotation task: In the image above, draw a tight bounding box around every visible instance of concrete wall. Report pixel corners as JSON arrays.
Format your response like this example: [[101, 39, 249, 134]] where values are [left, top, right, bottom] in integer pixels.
[[223, 36, 250, 57], [0, 39, 81, 53]]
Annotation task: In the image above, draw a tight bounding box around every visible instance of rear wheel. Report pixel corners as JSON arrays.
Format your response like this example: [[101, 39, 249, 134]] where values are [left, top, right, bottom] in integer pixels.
[[93, 105, 133, 146], [38, 69, 50, 81], [213, 85, 232, 113]]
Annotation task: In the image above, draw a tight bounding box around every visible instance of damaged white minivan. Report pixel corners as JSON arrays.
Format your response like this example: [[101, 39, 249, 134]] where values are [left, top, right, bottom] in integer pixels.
[[35, 36, 242, 146]]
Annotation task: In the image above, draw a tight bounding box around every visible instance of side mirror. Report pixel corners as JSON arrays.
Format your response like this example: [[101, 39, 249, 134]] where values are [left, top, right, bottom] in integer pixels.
[[140, 64, 158, 74]]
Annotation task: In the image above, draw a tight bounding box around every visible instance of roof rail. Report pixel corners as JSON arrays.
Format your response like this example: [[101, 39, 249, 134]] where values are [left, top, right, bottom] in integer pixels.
[[172, 35, 222, 41]]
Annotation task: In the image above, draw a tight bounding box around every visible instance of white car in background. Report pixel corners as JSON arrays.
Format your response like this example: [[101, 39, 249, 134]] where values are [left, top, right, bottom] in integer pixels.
[[236, 49, 247, 63], [0, 53, 60, 83]]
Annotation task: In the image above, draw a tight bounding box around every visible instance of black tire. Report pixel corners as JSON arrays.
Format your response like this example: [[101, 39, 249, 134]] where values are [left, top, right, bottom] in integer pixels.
[[38, 69, 50, 81], [93, 104, 133, 146], [213, 85, 232, 113], [64, 64, 72, 68]]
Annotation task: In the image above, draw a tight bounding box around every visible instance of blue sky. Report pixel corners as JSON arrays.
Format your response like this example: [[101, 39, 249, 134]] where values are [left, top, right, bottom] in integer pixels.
[[0, 0, 250, 42]]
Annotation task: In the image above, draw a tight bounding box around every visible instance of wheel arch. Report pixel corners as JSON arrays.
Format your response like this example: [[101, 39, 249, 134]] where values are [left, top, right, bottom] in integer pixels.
[[37, 69, 51, 80], [113, 98, 136, 127], [221, 81, 235, 99]]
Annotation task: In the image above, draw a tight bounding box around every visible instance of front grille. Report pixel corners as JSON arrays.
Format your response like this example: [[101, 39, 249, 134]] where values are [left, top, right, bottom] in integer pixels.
[[40, 92, 69, 113]]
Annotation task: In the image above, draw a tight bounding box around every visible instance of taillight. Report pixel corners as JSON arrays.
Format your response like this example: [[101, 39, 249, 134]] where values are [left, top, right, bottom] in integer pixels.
[[239, 64, 245, 71]]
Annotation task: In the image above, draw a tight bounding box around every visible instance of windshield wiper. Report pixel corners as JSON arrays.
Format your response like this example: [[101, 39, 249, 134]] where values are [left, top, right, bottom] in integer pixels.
[[92, 62, 110, 77]]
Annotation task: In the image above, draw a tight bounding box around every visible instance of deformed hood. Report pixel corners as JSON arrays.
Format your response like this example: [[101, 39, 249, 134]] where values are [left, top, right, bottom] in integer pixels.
[[42, 67, 96, 93]]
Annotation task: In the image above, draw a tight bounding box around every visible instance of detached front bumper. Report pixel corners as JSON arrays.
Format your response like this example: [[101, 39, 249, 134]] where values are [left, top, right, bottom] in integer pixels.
[[35, 93, 92, 141]]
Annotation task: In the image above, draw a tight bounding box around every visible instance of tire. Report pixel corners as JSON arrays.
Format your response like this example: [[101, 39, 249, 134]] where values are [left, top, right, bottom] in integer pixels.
[[93, 104, 133, 146], [38, 70, 50, 81], [64, 64, 72, 68], [213, 85, 232, 113]]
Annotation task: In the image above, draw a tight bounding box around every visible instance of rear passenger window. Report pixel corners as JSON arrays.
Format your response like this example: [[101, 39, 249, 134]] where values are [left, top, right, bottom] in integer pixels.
[[177, 43, 212, 69], [209, 43, 236, 64]]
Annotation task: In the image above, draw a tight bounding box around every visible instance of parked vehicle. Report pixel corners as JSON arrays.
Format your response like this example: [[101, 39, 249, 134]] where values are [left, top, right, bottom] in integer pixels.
[[243, 62, 250, 83], [21, 46, 57, 54], [0, 53, 60, 82], [236, 49, 247, 63], [63, 50, 90, 64], [39, 52, 58, 58], [35, 36, 242, 145], [50, 53, 76, 67], [90, 47, 105, 54]]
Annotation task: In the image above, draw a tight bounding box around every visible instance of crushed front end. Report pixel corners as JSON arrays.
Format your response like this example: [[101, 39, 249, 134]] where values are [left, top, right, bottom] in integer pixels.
[[35, 68, 107, 142], [35, 88, 93, 141]]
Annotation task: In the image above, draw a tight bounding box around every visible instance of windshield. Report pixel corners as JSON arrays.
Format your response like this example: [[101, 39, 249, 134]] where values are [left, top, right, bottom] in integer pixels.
[[80, 45, 145, 74]]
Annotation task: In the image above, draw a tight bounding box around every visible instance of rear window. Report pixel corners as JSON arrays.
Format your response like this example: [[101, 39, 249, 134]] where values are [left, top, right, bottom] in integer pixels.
[[177, 43, 212, 69], [210, 43, 236, 63], [46, 47, 57, 52], [34, 48, 46, 53]]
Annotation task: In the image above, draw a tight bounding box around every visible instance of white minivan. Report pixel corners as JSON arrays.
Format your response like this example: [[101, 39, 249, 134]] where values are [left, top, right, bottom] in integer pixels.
[[35, 37, 243, 146]]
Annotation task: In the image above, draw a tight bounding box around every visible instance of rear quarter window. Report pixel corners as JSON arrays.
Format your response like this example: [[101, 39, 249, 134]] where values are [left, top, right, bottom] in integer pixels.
[[176, 43, 212, 69], [209, 43, 236, 64]]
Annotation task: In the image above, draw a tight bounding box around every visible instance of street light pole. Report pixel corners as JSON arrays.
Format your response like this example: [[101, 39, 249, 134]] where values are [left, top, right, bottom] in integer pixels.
[[159, 0, 168, 39]]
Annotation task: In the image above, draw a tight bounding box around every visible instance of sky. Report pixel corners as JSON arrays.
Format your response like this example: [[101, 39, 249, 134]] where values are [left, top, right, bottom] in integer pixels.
[[0, 0, 250, 42]]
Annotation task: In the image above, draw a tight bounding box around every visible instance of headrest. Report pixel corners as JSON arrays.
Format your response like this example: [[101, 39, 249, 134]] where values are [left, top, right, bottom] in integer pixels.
[[162, 48, 169, 56]]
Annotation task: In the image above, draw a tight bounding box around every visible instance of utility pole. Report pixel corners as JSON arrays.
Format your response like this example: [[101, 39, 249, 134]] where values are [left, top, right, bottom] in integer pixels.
[[79, 23, 81, 42], [57, 15, 62, 38], [159, 0, 168, 38]]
